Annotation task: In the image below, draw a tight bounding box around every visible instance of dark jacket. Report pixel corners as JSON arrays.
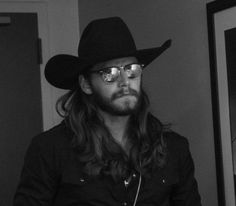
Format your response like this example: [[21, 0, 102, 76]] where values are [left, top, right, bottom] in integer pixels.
[[14, 121, 201, 206]]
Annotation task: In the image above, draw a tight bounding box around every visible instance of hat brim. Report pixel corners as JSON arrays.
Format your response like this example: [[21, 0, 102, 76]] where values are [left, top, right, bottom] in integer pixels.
[[45, 39, 171, 90]]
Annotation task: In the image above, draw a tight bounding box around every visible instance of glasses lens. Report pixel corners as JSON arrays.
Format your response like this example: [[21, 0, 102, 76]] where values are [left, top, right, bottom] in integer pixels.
[[125, 64, 142, 78], [99, 64, 143, 82], [101, 67, 119, 82]]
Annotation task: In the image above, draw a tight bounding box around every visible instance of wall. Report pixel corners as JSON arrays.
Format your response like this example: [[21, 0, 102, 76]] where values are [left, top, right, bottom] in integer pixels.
[[0, 1, 79, 205], [78, 0, 217, 205], [45, 0, 80, 129], [0, 0, 79, 130]]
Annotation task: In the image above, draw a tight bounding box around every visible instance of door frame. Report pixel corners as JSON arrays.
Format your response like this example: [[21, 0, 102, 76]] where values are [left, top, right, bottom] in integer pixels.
[[0, 0, 80, 130]]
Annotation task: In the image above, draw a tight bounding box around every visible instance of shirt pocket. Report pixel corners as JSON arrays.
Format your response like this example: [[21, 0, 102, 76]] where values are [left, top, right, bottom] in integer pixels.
[[61, 172, 88, 186], [60, 169, 109, 202], [141, 172, 179, 201]]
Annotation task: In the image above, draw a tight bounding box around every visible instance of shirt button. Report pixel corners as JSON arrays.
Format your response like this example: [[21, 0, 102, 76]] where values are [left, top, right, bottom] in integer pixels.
[[79, 178, 85, 182], [122, 202, 127, 206]]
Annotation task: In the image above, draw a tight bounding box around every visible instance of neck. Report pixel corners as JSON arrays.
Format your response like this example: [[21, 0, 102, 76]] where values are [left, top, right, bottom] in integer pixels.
[[99, 110, 130, 147]]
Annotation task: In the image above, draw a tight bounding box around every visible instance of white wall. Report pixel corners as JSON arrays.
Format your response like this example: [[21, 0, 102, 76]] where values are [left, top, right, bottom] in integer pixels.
[[45, 0, 80, 129], [78, 0, 217, 205]]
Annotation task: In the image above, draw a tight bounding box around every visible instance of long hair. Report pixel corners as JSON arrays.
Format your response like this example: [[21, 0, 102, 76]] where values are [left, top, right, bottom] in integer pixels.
[[56, 85, 168, 180]]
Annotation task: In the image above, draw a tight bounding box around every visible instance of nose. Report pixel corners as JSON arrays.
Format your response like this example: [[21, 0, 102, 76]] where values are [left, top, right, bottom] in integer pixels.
[[118, 69, 129, 87]]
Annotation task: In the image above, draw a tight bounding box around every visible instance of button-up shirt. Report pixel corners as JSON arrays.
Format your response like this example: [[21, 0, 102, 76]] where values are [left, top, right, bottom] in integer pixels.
[[14, 121, 201, 206]]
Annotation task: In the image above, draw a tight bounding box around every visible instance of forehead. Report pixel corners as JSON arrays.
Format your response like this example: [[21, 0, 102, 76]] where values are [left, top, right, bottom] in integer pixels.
[[91, 56, 138, 71]]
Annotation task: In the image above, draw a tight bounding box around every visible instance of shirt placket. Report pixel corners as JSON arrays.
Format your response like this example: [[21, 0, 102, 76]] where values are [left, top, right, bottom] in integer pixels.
[[123, 172, 139, 206]]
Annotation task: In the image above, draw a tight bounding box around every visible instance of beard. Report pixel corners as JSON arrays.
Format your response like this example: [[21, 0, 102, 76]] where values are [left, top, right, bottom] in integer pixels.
[[91, 88, 142, 116]]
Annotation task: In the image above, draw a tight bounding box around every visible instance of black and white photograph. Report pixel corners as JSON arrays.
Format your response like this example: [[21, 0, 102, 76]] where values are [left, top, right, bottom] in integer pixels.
[[0, 1, 229, 206]]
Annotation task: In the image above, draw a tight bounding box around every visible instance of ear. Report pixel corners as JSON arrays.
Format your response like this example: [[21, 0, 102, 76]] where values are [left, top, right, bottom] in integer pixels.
[[78, 75, 93, 95]]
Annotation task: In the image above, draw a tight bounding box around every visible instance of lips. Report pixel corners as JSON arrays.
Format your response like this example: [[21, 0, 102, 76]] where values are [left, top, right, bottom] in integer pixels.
[[117, 94, 134, 98], [118, 91, 132, 96]]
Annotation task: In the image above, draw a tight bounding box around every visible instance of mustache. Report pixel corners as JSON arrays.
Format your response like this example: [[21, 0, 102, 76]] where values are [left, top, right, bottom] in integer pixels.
[[111, 88, 139, 100]]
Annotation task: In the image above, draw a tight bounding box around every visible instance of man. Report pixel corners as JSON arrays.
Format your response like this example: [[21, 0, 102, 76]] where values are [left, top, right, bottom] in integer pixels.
[[14, 17, 202, 206]]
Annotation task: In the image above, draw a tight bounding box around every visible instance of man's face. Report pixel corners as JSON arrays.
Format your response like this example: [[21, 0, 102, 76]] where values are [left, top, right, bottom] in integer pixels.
[[86, 57, 142, 116]]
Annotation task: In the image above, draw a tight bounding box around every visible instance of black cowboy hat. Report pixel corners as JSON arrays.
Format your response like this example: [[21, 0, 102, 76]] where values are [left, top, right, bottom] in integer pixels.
[[45, 17, 171, 90]]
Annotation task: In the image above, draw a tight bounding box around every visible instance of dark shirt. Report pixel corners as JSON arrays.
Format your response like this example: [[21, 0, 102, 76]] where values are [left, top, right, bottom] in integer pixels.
[[13, 121, 202, 206]]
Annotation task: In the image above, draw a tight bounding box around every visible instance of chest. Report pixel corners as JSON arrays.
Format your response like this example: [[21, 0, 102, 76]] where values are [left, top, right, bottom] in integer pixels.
[[53, 162, 179, 206]]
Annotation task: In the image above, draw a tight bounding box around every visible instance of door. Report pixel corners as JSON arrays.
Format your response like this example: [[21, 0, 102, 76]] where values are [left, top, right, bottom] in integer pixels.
[[0, 13, 42, 206]]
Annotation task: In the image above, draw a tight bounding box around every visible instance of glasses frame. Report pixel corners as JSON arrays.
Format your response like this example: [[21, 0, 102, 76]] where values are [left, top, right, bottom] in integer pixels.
[[90, 63, 144, 83]]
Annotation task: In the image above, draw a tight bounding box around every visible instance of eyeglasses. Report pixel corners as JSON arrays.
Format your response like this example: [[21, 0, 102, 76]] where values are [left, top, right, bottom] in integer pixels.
[[90, 63, 144, 83]]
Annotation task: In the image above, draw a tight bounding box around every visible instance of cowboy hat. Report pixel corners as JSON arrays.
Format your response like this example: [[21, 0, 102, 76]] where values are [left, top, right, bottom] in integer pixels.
[[45, 17, 171, 90]]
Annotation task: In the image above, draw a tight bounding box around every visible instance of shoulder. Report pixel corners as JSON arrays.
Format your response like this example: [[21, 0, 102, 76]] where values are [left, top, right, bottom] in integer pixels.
[[29, 121, 73, 155], [148, 113, 189, 146], [163, 131, 193, 169], [23, 122, 74, 176], [148, 113, 189, 147], [164, 131, 189, 150]]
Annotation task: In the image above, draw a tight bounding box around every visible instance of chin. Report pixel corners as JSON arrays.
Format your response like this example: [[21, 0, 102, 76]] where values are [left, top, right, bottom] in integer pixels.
[[112, 105, 138, 116]]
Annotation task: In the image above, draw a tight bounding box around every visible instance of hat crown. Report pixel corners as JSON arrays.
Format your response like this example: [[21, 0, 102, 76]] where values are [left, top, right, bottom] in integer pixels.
[[45, 16, 171, 89], [78, 17, 137, 62]]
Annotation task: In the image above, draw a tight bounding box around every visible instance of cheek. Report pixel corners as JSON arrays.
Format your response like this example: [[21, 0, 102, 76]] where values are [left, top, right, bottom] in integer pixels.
[[130, 78, 141, 91], [91, 82, 116, 99]]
